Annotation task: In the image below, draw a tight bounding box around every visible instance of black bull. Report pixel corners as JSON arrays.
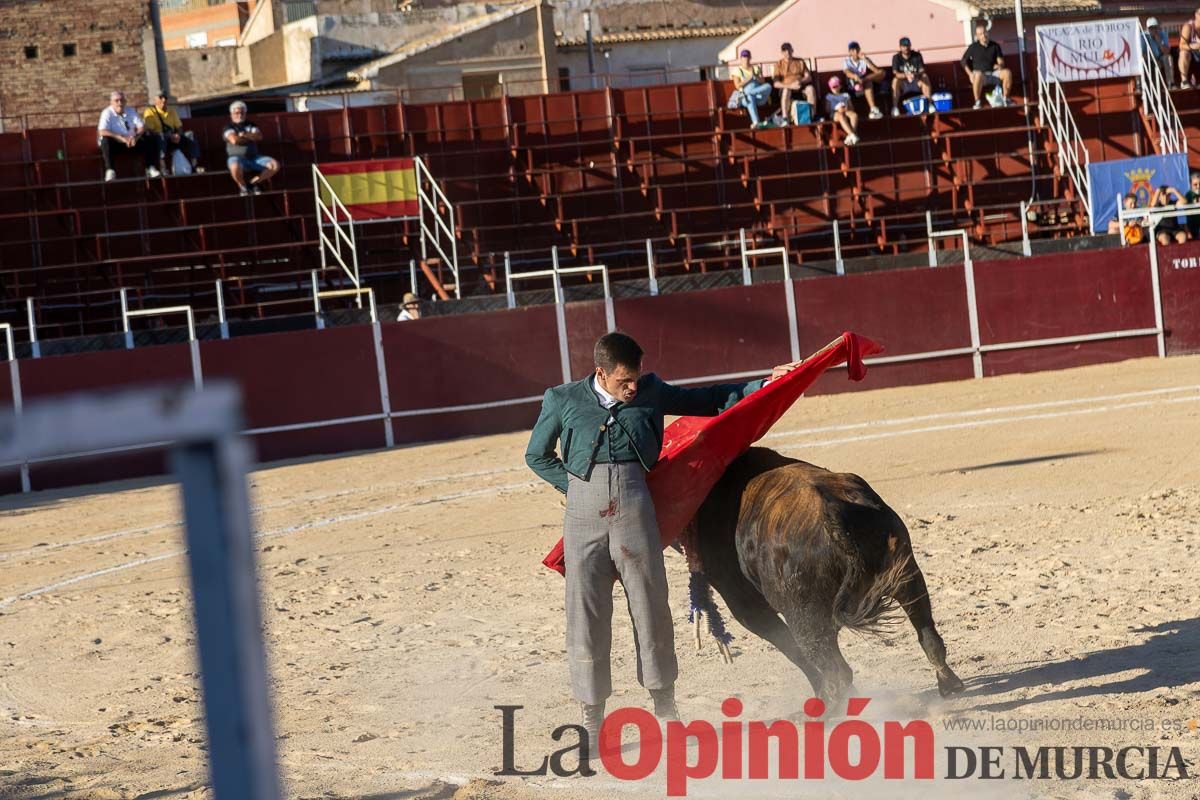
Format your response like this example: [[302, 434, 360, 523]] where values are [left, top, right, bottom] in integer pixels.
[[690, 447, 965, 704]]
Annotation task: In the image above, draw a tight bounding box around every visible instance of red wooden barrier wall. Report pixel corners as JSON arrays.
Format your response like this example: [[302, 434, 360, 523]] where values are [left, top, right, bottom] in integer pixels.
[[3, 246, 1196, 495], [974, 248, 1159, 375], [20, 345, 193, 489], [1157, 244, 1200, 355], [382, 304, 562, 444], [201, 326, 385, 462]]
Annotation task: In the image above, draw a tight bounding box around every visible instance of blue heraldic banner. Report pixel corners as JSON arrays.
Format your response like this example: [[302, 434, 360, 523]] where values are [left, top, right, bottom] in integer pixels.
[[1088, 153, 1189, 233]]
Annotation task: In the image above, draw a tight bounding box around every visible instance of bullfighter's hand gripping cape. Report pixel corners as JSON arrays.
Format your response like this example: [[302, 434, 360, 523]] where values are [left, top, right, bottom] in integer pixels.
[[541, 331, 884, 575]]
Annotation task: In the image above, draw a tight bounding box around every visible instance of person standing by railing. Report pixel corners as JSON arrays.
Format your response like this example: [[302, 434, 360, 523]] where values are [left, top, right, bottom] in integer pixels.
[[1145, 18, 1175, 88]]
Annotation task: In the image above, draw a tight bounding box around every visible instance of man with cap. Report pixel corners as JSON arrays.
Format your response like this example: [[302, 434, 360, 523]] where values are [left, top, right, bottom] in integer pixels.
[[843, 41, 886, 119], [1145, 18, 1174, 88], [731, 49, 772, 128], [774, 42, 815, 125], [142, 92, 203, 175], [891, 37, 933, 116], [397, 292, 421, 321], [525, 332, 801, 756]]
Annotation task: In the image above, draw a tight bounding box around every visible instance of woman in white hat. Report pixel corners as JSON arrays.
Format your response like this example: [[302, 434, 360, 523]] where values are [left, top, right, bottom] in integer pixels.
[[398, 293, 422, 321]]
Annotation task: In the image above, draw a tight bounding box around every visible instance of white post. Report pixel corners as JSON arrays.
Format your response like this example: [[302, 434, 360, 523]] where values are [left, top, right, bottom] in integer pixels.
[[781, 250, 800, 362], [1117, 192, 1126, 245], [311, 270, 324, 331], [313, 166, 327, 275], [552, 269, 571, 383], [600, 266, 616, 332], [349, 215, 362, 309], [120, 288, 134, 349], [409, 259, 417, 296], [1147, 222, 1167, 358], [833, 219, 845, 275], [505, 252, 516, 309], [371, 317, 395, 447], [926, 210, 937, 267], [962, 249, 984, 379], [1020, 201, 1032, 257], [1, 326, 29, 492], [739, 228, 752, 285], [646, 239, 659, 296], [25, 298, 39, 358], [215, 279, 229, 340]]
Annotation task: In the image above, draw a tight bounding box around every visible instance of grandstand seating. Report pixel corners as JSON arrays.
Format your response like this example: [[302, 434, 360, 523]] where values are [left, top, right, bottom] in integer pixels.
[[0, 52, 1180, 344]]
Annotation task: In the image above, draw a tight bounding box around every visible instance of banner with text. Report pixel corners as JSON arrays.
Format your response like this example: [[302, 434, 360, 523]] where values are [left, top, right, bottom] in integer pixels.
[[1086, 152, 1189, 233], [1037, 18, 1141, 82]]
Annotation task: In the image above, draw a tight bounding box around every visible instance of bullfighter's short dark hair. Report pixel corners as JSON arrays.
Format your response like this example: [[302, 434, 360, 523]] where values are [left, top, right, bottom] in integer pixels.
[[594, 332, 644, 372]]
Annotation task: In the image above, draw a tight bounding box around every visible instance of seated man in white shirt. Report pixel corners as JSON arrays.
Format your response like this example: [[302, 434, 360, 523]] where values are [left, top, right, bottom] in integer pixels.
[[97, 90, 159, 181]]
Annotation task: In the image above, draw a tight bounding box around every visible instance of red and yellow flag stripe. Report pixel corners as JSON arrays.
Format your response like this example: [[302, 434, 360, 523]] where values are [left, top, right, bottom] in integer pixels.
[[318, 158, 418, 220]]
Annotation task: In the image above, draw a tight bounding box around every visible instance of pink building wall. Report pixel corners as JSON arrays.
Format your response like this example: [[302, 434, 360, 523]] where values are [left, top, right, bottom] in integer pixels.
[[723, 0, 970, 73]]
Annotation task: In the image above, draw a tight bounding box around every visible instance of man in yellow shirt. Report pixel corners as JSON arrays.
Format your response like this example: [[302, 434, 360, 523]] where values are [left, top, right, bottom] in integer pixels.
[[142, 93, 202, 175]]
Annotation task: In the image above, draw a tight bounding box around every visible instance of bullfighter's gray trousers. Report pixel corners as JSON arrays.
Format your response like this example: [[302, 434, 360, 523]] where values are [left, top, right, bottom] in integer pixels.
[[564, 462, 678, 706]]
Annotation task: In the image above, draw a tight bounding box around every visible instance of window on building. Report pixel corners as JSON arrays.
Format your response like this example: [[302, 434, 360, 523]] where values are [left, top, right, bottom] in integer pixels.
[[100, 41, 113, 55], [558, 66, 571, 92], [62, 43, 77, 57], [24, 45, 38, 59], [462, 72, 503, 100]]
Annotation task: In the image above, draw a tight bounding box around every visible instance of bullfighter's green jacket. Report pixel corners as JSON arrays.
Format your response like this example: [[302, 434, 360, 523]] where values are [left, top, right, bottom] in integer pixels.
[[524, 372, 765, 494]]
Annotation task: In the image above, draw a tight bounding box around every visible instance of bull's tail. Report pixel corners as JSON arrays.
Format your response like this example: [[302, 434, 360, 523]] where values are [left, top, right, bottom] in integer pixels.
[[829, 512, 911, 636]]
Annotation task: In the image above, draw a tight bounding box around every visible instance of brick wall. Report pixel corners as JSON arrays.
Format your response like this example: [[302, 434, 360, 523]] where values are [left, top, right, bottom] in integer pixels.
[[0, 0, 155, 130]]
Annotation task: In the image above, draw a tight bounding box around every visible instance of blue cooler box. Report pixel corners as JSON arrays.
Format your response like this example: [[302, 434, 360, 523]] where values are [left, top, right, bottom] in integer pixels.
[[903, 96, 930, 115], [791, 100, 812, 124], [932, 92, 953, 112]]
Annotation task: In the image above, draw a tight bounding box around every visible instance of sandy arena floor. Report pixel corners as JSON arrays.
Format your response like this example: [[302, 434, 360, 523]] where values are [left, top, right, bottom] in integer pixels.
[[1, 355, 1198, 800]]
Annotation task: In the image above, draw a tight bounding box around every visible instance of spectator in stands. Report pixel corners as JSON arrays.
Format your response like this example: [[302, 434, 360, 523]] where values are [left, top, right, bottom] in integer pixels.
[[1150, 185, 1189, 245], [1107, 193, 1146, 243], [962, 22, 1013, 109], [142, 93, 203, 176], [843, 42, 886, 120], [97, 90, 158, 182], [224, 101, 280, 196], [774, 43, 815, 125], [1144, 18, 1174, 88], [891, 37, 933, 116], [1179, 8, 1200, 88], [398, 292, 422, 321], [730, 50, 772, 128], [824, 76, 860, 146], [1185, 172, 1200, 238]]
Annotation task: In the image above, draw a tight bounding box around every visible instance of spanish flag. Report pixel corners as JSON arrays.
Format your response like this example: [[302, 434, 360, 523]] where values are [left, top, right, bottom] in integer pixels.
[[317, 159, 418, 220]]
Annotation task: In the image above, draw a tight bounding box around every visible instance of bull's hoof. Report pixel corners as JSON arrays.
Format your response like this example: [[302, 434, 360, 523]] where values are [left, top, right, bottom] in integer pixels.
[[937, 672, 966, 697]]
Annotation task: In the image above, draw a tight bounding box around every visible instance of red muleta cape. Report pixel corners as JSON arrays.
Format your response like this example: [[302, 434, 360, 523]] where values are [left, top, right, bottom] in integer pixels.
[[541, 331, 883, 575]]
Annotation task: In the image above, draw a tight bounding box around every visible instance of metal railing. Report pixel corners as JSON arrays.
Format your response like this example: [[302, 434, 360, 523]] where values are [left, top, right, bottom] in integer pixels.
[[282, 0, 317, 23], [738, 235, 800, 363], [310, 270, 378, 327], [312, 164, 362, 307], [120, 289, 203, 390], [508, 250, 614, 383], [413, 156, 460, 299], [1037, 69, 1092, 230], [1139, 28, 1186, 155]]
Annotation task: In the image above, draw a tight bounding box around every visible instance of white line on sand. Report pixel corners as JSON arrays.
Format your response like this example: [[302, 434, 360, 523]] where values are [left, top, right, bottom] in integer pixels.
[[3, 383, 1198, 608], [777, 393, 1200, 451], [764, 384, 1200, 443], [0, 481, 540, 609], [0, 465, 527, 563]]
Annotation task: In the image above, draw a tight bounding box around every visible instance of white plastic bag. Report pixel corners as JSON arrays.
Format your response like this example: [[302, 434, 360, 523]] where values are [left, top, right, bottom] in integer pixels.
[[171, 147, 193, 176]]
